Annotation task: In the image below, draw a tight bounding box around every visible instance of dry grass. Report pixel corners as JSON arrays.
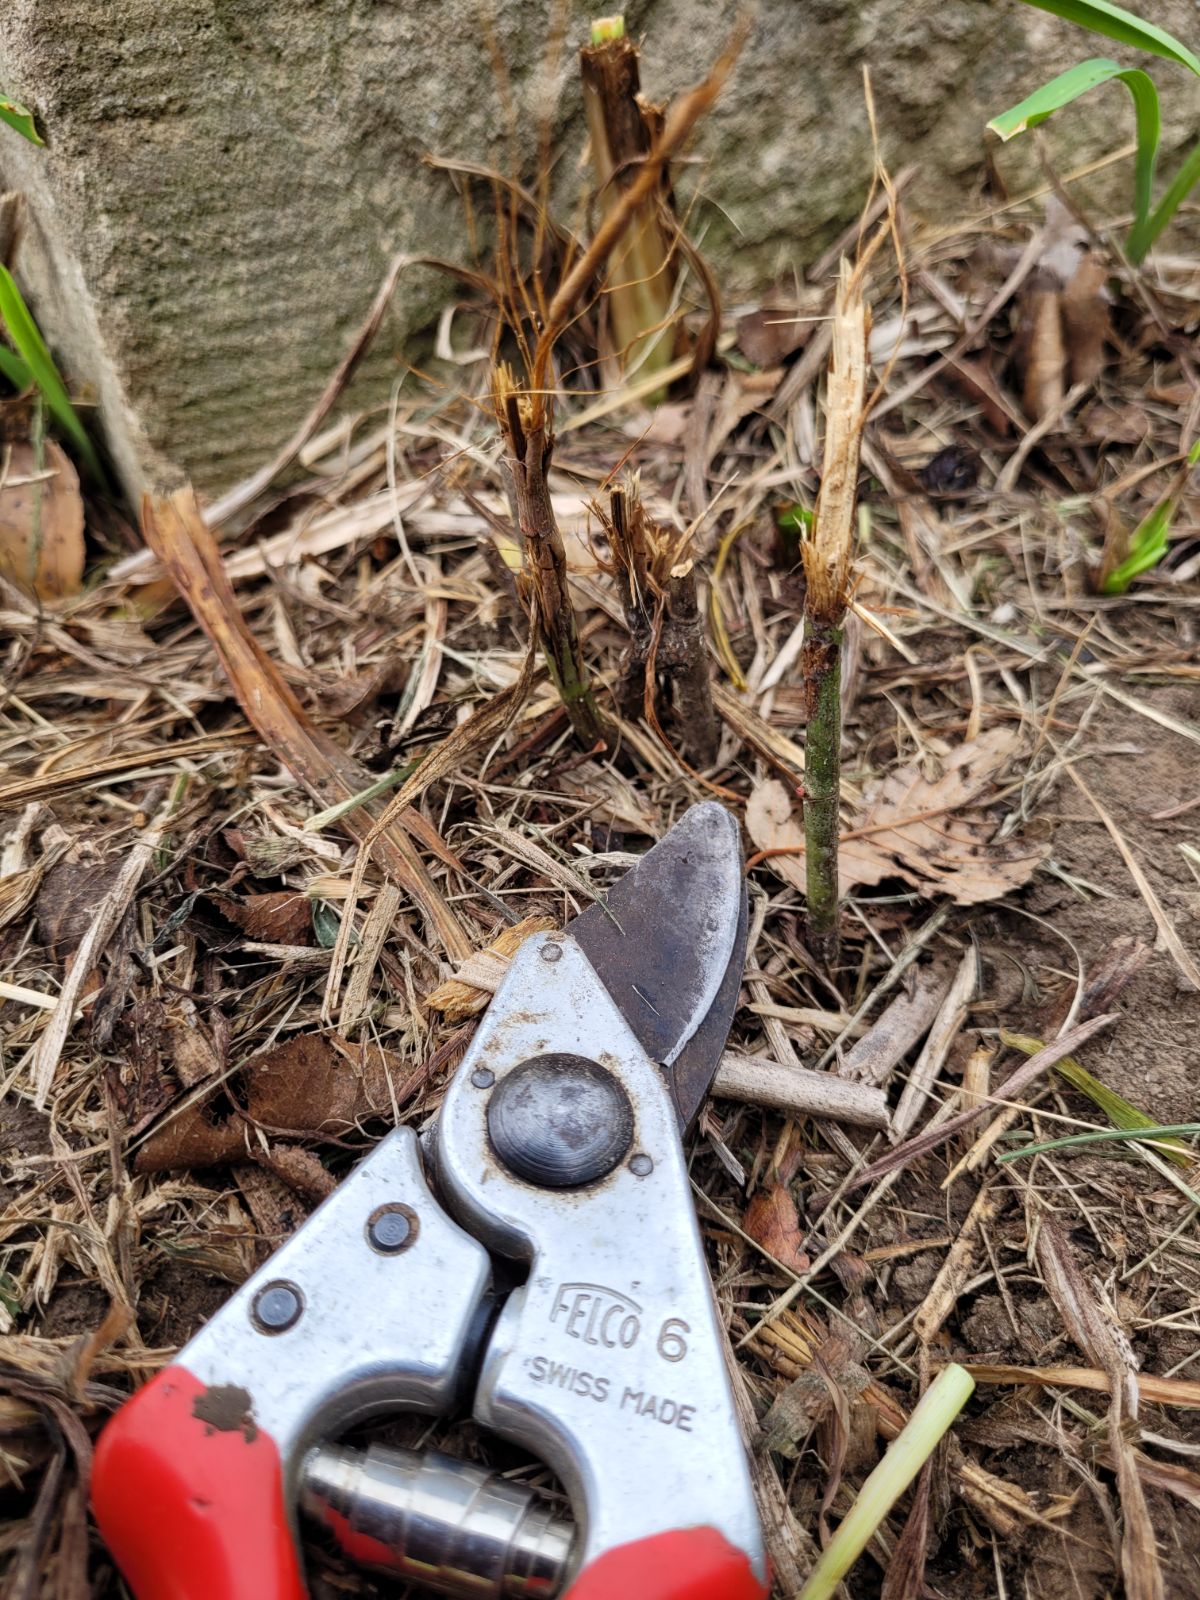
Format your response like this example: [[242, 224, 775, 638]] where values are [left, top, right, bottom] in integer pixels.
[[3, 146, 1200, 1600]]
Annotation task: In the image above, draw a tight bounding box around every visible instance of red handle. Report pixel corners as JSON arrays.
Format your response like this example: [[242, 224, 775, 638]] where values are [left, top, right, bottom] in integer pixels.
[[94, 1372, 767, 1600], [92, 1365, 306, 1600], [565, 1528, 769, 1600]]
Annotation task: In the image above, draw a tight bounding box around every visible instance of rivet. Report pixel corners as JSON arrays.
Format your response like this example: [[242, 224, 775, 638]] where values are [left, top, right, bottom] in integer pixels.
[[251, 1280, 304, 1334], [366, 1203, 418, 1256], [629, 1153, 654, 1177], [471, 1067, 496, 1089], [540, 942, 563, 963]]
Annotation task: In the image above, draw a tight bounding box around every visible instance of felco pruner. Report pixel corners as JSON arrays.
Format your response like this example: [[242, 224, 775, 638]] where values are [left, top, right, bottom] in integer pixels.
[[92, 803, 768, 1600]]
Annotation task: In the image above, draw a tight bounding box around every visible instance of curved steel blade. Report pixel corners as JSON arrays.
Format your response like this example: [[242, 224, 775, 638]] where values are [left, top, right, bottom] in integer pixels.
[[568, 802, 747, 1131]]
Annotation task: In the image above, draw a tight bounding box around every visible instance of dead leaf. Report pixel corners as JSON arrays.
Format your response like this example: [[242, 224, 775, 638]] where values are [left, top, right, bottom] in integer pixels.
[[748, 728, 1048, 904], [944, 356, 1016, 437], [1019, 271, 1066, 422], [135, 1030, 415, 1174], [705, 368, 784, 463], [132, 1100, 244, 1173], [736, 303, 809, 367], [36, 855, 125, 956], [744, 1183, 810, 1273], [0, 842, 66, 933], [219, 890, 313, 946], [244, 1031, 406, 1131], [1061, 252, 1110, 388], [0, 441, 85, 600]]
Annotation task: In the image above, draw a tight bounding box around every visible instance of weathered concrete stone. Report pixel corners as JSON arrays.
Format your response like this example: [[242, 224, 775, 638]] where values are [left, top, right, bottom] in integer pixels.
[[2, 0, 1198, 499]]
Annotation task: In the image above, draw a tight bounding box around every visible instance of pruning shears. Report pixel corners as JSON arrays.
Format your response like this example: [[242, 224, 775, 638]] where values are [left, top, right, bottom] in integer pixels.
[[92, 803, 768, 1600]]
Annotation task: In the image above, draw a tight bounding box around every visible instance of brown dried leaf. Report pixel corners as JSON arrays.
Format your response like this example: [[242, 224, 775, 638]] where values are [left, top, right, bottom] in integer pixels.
[[135, 1031, 415, 1175], [0, 441, 85, 600], [0, 841, 66, 933], [1061, 252, 1110, 389], [219, 890, 313, 946], [705, 368, 784, 461], [133, 1100, 244, 1174], [1019, 273, 1066, 422], [744, 1183, 810, 1273], [244, 1031, 405, 1131], [35, 855, 125, 957], [944, 356, 1015, 437], [748, 728, 1047, 904]]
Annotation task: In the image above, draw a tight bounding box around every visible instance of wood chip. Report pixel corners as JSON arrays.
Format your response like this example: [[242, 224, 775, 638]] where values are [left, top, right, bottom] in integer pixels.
[[890, 948, 976, 1141], [836, 962, 954, 1086], [913, 1178, 1002, 1343], [1037, 1218, 1163, 1600], [715, 1053, 889, 1129]]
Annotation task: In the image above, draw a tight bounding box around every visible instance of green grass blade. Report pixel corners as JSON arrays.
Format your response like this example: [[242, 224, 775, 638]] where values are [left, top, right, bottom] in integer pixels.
[[1002, 1029, 1193, 1163], [1141, 138, 1200, 255], [797, 1365, 976, 1600], [0, 343, 33, 391], [0, 264, 104, 484], [989, 60, 1159, 252], [0, 95, 44, 146], [999, 1122, 1200, 1162], [1101, 438, 1200, 593], [1017, 1, 1200, 77]]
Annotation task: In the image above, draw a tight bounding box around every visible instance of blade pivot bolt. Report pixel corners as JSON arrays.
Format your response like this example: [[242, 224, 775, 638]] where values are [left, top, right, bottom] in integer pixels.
[[251, 1280, 304, 1334], [487, 1054, 633, 1188]]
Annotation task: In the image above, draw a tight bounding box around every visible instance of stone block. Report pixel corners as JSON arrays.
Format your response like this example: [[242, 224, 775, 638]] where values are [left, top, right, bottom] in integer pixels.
[[1, 0, 1196, 498]]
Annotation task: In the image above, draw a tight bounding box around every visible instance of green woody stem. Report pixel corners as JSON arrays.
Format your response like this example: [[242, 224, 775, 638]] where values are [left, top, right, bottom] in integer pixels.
[[802, 616, 842, 966]]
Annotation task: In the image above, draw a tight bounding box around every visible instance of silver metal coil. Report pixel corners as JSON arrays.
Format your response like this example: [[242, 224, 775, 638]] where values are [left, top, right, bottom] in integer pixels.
[[301, 1441, 574, 1599]]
